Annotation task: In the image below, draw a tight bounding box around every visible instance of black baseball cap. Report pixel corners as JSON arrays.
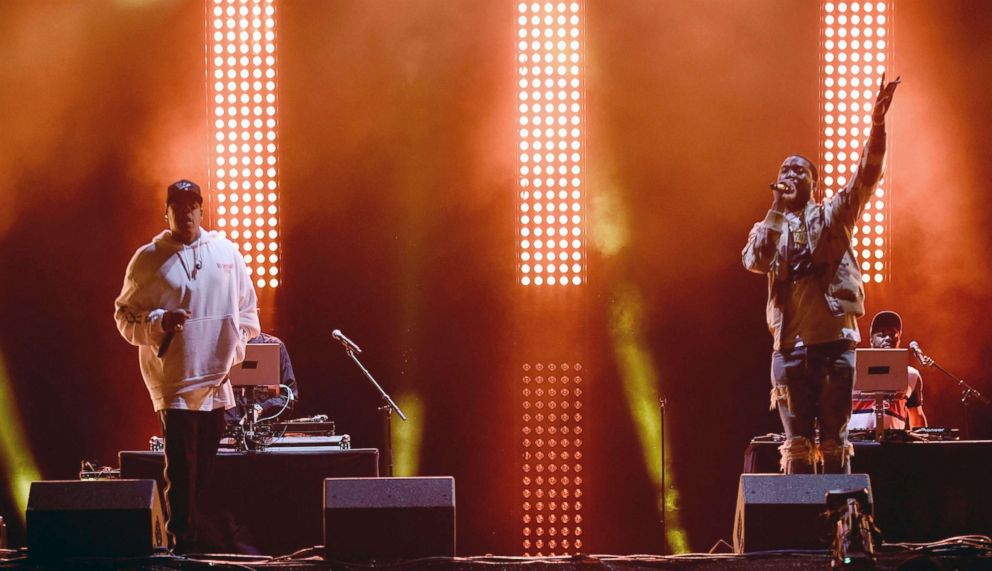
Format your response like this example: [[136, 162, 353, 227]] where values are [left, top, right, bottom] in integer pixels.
[[166, 179, 203, 205], [870, 310, 902, 334]]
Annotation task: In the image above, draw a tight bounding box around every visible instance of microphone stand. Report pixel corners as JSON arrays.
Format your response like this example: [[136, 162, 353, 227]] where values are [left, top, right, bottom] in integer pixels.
[[917, 354, 990, 440], [659, 396, 667, 554], [342, 347, 407, 477]]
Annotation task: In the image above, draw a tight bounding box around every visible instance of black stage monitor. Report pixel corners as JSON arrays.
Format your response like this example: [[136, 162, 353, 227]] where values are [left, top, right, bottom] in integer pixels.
[[27, 479, 166, 559], [324, 476, 455, 561]]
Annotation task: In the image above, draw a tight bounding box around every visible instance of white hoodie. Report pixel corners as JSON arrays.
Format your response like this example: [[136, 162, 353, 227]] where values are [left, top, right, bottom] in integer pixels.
[[115, 229, 261, 411]]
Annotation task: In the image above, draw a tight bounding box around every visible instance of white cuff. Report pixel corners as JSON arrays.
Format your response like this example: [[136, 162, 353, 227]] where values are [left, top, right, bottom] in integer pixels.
[[147, 308, 167, 333]]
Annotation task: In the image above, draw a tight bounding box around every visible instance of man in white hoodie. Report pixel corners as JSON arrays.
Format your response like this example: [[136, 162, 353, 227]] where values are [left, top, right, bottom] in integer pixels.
[[115, 179, 260, 551]]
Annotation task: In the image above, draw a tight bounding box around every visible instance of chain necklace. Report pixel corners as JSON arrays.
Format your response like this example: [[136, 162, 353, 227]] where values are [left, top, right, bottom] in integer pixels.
[[787, 210, 808, 247]]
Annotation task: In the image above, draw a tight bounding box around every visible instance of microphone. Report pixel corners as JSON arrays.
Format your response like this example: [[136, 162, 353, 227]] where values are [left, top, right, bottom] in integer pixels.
[[158, 334, 174, 358], [157, 321, 185, 357], [158, 293, 192, 357], [908, 341, 931, 367], [331, 329, 362, 354]]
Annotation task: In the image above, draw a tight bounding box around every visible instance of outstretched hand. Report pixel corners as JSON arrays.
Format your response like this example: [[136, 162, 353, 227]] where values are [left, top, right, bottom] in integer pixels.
[[872, 73, 900, 124]]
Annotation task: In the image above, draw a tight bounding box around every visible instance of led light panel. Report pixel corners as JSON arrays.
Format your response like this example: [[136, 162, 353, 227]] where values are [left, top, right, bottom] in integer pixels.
[[208, 0, 281, 289], [516, 1, 585, 287], [520, 362, 584, 556], [820, 1, 892, 284]]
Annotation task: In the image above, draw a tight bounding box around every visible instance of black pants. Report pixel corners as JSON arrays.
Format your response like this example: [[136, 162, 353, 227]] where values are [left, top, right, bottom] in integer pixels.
[[158, 408, 226, 548]]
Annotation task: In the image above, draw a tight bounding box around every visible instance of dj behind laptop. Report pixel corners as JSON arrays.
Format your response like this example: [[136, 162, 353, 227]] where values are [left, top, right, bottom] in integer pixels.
[[147, 342, 351, 453], [227, 342, 349, 452], [851, 348, 910, 442], [848, 348, 956, 442]]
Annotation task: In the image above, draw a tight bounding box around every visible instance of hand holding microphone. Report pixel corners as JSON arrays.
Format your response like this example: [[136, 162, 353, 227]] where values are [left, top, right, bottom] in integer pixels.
[[163, 309, 191, 333], [158, 309, 192, 357], [769, 180, 797, 212], [769, 180, 797, 199]]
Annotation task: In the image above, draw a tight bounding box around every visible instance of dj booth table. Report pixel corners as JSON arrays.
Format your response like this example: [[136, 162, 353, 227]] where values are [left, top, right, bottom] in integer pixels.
[[743, 439, 992, 542], [120, 448, 379, 555]]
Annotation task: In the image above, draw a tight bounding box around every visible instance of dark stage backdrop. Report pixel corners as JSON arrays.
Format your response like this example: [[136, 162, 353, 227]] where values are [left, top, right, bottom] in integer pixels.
[[0, 0, 990, 555]]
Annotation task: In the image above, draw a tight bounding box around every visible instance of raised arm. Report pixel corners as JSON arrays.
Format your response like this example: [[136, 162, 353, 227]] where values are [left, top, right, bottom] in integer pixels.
[[829, 75, 900, 229]]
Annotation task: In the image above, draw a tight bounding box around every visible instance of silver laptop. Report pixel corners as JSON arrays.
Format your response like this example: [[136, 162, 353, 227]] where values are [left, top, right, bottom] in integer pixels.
[[229, 343, 280, 386], [853, 348, 909, 395]]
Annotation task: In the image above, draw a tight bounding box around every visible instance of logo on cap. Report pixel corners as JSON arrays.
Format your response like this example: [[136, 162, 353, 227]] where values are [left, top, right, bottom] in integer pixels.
[[166, 179, 203, 205]]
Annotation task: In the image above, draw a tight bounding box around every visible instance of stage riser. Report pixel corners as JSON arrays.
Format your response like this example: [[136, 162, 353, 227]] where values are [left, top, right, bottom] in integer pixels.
[[743, 440, 992, 542]]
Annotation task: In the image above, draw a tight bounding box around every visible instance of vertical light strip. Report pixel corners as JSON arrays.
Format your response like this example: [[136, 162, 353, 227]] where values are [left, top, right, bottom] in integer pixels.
[[520, 362, 584, 556], [208, 0, 281, 289], [820, 1, 892, 284], [516, 1, 586, 287], [515, 0, 588, 557]]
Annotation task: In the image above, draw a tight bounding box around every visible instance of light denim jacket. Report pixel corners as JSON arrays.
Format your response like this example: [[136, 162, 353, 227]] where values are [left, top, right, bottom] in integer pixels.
[[743, 125, 887, 350]]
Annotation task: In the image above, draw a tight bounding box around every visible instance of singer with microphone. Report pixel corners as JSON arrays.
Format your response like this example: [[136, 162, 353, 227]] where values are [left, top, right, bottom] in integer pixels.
[[743, 75, 900, 474], [850, 311, 927, 431], [115, 179, 260, 553]]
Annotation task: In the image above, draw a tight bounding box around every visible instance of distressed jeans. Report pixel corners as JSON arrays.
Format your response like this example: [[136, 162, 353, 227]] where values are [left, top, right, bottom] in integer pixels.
[[770, 340, 855, 474]]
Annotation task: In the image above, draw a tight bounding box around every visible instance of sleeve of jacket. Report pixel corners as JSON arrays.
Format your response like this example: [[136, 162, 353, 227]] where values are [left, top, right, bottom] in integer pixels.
[[827, 123, 887, 231], [114, 249, 167, 347], [234, 245, 261, 341], [742, 210, 787, 274], [272, 338, 299, 400]]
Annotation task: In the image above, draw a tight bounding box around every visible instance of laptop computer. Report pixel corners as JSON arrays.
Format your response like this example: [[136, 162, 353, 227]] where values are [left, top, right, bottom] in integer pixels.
[[229, 343, 280, 386], [853, 348, 909, 395]]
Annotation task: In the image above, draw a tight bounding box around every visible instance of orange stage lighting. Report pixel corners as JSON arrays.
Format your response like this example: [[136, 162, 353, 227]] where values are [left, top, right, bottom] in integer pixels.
[[516, 1, 585, 288], [819, 1, 892, 284], [520, 361, 585, 556], [208, 0, 281, 289]]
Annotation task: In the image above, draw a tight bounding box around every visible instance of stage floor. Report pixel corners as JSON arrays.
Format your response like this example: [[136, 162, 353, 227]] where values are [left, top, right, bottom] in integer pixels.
[[2, 550, 992, 570]]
